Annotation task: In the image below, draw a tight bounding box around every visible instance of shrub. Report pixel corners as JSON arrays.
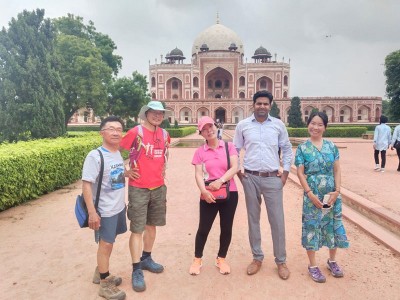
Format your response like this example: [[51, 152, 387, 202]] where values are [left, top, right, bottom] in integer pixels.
[[0, 135, 102, 211], [287, 127, 368, 137], [166, 127, 197, 138]]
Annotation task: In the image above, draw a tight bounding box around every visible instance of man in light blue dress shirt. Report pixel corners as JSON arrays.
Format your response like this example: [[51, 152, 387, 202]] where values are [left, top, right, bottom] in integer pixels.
[[234, 90, 292, 280], [373, 115, 391, 172]]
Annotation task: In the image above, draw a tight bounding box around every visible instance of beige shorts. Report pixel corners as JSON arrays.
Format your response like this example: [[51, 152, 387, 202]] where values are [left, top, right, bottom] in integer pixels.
[[127, 185, 167, 233]]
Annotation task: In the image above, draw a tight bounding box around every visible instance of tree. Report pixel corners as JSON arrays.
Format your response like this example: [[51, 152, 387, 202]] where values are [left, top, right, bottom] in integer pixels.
[[385, 50, 400, 122], [0, 9, 65, 142], [288, 96, 305, 128], [270, 101, 280, 118], [382, 99, 392, 120], [107, 72, 150, 120], [54, 14, 122, 125]]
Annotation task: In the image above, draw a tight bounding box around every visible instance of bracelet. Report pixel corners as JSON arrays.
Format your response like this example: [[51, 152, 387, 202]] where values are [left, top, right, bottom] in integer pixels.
[[305, 190, 311, 194]]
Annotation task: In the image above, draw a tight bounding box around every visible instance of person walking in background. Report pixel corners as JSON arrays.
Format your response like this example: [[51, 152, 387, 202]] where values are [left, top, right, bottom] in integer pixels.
[[295, 111, 349, 284], [390, 123, 400, 172], [82, 116, 127, 300], [233, 90, 292, 280], [120, 101, 170, 293], [373, 115, 391, 172], [189, 116, 239, 276]]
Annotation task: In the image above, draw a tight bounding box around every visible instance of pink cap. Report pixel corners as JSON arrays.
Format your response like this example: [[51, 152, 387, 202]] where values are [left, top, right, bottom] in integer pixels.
[[197, 116, 215, 131]]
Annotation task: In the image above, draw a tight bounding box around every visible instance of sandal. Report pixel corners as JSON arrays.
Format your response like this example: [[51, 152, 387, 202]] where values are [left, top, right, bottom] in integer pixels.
[[215, 257, 230, 275], [189, 258, 202, 275]]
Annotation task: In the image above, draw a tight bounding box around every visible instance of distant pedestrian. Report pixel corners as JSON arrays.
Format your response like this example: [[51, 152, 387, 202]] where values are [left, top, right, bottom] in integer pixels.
[[373, 115, 391, 172], [295, 111, 349, 284], [390, 123, 400, 172]]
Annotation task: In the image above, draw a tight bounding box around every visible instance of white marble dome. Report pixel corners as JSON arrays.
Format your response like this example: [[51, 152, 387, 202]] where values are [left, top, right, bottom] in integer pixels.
[[192, 23, 244, 55]]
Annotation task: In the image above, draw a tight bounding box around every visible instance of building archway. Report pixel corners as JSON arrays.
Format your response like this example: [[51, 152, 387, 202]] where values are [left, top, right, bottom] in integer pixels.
[[256, 76, 273, 91], [205, 67, 233, 99], [321, 105, 334, 122], [197, 107, 210, 123], [339, 106, 352, 122], [232, 107, 244, 123], [215, 107, 226, 123], [357, 105, 370, 121], [179, 107, 192, 123], [166, 77, 182, 99]]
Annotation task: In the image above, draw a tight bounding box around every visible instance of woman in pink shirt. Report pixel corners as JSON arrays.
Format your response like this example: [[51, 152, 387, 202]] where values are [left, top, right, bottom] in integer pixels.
[[189, 116, 239, 276]]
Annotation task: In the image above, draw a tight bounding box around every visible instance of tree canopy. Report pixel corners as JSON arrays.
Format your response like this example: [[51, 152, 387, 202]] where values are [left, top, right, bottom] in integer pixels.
[[107, 71, 150, 120], [270, 101, 280, 118], [385, 50, 400, 122], [0, 9, 65, 142], [288, 96, 305, 128], [54, 14, 122, 125]]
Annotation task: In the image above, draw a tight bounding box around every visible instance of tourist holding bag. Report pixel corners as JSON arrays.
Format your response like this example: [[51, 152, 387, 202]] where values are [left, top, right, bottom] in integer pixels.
[[189, 116, 239, 276]]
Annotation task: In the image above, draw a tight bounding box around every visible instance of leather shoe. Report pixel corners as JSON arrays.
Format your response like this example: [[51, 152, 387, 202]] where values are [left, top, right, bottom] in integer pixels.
[[277, 263, 290, 280], [247, 259, 262, 275]]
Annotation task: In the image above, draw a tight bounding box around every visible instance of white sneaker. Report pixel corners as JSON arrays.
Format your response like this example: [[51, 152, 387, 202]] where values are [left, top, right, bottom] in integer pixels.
[[380, 168, 385, 173], [374, 165, 381, 171]]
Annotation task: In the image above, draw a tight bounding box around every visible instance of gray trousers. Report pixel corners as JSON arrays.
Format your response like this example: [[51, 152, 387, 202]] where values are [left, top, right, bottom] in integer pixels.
[[242, 173, 286, 264]]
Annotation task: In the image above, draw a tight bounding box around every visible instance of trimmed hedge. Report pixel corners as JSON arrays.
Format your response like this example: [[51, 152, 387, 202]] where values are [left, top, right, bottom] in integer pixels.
[[0, 135, 102, 211], [287, 127, 368, 137], [166, 127, 197, 138], [67, 125, 100, 132]]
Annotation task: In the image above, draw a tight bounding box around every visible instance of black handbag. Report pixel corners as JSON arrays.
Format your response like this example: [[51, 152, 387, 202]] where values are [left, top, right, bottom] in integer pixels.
[[74, 149, 104, 228]]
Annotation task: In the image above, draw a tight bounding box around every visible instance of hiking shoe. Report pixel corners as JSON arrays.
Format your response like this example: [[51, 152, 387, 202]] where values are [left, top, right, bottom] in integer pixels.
[[132, 269, 146, 292], [215, 257, 230, 275], [93, 266, 122, 286], [308, 266, 326, 283], [99, 276, 126, 300], [189, 257, 202, 275], [327, 260, 344, 278], [141, 256, 164, 273]]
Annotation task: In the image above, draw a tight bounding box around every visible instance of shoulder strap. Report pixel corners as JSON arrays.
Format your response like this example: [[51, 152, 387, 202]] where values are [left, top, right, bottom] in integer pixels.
[[94, 149, 104, 210], [225, 141, 230, 169]]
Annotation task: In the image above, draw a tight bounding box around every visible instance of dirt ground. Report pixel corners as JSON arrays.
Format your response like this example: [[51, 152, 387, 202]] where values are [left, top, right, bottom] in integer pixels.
[[0, 140, 399, 300]]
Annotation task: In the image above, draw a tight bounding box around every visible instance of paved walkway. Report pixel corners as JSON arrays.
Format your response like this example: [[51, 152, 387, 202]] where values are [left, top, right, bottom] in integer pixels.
[[0, 135, 399, 299]]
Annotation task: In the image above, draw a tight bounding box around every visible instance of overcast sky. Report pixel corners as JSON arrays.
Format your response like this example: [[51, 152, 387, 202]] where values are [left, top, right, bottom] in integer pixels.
[[1, 0, 399, 99]]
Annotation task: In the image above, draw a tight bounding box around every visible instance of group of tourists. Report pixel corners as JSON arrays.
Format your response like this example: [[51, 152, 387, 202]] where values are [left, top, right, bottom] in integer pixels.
[[81, 91, 354, 299], [373, 115, 400, 172]]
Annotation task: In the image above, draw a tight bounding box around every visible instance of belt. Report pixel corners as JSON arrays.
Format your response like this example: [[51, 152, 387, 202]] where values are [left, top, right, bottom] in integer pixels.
[[244, 169, 279, 177]]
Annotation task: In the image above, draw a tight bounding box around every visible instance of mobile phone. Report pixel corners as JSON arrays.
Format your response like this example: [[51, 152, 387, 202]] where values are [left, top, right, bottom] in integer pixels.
[[322, 194, 331, 208]]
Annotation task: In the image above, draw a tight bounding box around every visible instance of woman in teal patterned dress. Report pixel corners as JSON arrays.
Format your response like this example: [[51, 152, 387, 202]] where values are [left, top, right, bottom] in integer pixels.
[[294, 112, 349, 283]]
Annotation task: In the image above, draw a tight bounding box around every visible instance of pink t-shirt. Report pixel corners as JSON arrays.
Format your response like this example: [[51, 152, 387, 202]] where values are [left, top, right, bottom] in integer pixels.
[[192, 140, 238, 191], [120, 126, 170, 189]]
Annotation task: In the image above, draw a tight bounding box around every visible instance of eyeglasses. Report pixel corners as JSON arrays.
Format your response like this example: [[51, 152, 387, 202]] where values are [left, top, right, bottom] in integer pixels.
[[101, 127, 123, 133]]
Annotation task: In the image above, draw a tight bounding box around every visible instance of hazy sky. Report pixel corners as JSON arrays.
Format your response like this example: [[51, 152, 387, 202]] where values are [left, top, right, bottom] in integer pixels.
[[1, 0, 399, 99]]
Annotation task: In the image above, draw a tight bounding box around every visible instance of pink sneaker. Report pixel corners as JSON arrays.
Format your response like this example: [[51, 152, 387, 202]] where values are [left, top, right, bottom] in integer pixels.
[[215, 257, 230, 275], [189, 258, 202, 275]]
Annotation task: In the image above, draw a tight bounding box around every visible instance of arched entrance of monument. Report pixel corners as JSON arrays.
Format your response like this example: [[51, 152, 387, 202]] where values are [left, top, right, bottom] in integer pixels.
[[205, 67, 233, 99], [215, 108, 226, 123]]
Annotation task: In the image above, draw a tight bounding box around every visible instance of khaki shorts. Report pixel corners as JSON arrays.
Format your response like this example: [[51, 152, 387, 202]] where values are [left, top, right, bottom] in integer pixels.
[[127, 185, 167, 233]]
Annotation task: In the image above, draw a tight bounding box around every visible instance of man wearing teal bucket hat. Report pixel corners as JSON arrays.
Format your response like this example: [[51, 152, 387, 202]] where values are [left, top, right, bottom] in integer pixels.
[[120, 100, 171, 292]]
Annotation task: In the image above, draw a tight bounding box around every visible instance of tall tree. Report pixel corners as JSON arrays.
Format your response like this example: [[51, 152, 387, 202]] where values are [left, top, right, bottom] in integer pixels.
[[0, 9, 65, 142], [288, 96, 305, 128], [270, 101, 280, 118], [385, 50, 400, 122], [54, 14, 122, 125], [107, 71, 150, 120]]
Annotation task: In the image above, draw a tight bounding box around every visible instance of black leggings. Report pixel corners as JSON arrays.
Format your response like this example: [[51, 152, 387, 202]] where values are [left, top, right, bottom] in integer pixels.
[[374, 149, 387, 168], [396, 148, 400, 170], [194, 191, 238, 258]]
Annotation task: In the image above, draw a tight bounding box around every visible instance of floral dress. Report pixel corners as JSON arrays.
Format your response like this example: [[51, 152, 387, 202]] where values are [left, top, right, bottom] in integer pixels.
[[294, 139, 349, 251]]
